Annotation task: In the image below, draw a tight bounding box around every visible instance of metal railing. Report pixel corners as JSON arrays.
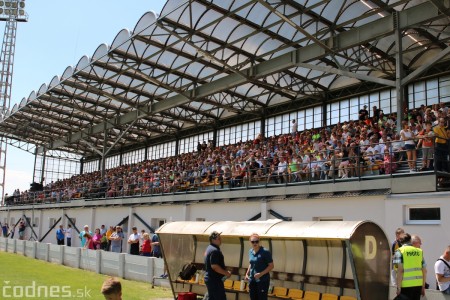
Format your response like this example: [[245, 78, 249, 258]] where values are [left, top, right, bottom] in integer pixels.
[[4, 137, 449, 206]]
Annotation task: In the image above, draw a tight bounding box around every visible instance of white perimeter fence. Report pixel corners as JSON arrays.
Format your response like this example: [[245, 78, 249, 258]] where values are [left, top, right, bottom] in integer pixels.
[[0, 237, 167, 286]]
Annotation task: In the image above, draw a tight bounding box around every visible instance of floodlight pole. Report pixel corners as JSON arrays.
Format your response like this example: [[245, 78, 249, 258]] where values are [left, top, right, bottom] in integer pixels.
[[0, 0, 27, 206]]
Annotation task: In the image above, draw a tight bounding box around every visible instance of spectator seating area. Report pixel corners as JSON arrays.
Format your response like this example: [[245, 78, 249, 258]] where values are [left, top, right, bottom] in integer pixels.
[[5, 102, 450, 206]]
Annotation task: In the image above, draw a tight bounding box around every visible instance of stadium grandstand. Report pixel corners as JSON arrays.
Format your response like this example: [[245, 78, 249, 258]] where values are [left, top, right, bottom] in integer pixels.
[[0, 0, 450, 294]]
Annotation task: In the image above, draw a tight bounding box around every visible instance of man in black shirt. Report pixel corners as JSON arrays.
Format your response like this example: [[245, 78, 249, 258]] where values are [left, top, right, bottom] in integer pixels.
[[204, 231, 231, 300], [359, 105, 369, 121]]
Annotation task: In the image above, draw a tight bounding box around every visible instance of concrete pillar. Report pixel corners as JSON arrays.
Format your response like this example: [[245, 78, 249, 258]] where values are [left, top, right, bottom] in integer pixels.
[[21, 240, 25, 255], [146, 257, 154, 282], [96, 250, 102, 274], [45, 243, 50, 262], [126, 207, 134, 254], [75, 247, 81, 269], [61, 209, 65, 227], [31, 208, 35, 235], [32, 241, 37, 259], [0, 237, 5, 251], [11, 238, 16, 253], [60, 245, 65, 265], [118, 253, 126, 278], [261, 200, 269, 220], [182, 204, 190, 221], [6, 209, 10, 229]]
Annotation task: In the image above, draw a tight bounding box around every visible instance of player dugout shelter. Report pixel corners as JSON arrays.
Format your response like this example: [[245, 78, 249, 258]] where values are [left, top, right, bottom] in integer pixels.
[[0, 0, 448, 188], [156, 220, 390, 300]]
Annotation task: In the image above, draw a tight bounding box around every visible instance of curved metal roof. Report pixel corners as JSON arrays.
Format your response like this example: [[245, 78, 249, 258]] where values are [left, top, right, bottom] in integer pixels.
[[0, 0, 449, 156], [157, 219, 374, 240]]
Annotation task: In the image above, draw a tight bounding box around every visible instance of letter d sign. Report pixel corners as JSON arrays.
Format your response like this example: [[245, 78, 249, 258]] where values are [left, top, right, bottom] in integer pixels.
[[364, 235, 376, 260]]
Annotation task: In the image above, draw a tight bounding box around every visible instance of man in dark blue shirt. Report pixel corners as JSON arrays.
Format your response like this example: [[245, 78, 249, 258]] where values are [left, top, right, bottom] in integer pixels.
[[151, 233, 161, 258], [204, 231, 231, 300], [56, 225, 65, 245]]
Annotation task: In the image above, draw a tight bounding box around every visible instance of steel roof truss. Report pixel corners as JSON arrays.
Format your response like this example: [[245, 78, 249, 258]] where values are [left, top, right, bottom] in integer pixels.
[[402, 45, 450, 86], [36, 1, 443, 153]]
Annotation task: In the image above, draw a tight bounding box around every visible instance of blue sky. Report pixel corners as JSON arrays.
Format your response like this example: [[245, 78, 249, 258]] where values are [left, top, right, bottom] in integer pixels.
[[4, 0, 167, 194]]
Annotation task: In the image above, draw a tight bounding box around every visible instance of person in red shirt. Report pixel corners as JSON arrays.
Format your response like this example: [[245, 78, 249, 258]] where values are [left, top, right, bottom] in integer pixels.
[[140, 233, 152, 257], [83, 233, 95, 250]]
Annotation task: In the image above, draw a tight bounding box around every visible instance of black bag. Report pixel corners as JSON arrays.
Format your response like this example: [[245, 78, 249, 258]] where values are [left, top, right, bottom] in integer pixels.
[[179, 263, 197, 280]]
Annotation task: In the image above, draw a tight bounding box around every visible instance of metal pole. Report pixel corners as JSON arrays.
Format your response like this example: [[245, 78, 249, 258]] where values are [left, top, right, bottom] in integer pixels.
[[394, 12, 405, 135], [40, 149, 46, 184]]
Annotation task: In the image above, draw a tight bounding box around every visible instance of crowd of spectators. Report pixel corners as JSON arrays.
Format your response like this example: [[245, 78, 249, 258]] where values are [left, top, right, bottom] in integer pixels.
[[5, 102, 450, 205]]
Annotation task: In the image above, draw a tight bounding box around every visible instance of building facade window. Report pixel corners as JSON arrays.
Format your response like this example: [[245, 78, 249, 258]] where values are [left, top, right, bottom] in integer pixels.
[[406, 205, 441, 225]]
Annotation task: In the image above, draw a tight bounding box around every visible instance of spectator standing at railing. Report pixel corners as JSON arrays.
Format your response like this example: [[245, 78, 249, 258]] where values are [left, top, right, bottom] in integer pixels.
[[417, 121, 434, 171], [83, 233, 95, 250], [150, 233, 162, 258], [434, 118, 449, 174], [106, 226, 114, 251], [93, 228, 103, 250], [110, 226, 124, 253], [1, 222, 8, 237], [400, 123, 417, 172], [79, 225, 93, 248], [100, 224, 107, 236], [18, 220, 25, 240], [13, 189, 20, 203], [66, 224, 72, 247], [56, 225, 65, 245], [140, 233, 152, 257], [127, 226, 140, 255]]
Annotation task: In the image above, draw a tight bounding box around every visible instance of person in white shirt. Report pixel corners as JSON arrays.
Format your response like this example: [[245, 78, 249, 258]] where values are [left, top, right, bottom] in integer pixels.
[[435, 245, 450, 295], [100, 224, 107, 236], [291, 120, 298, 136], [127, 226, 140, 255], [400, 123, 417, 172], [66, 224, 72, 247]]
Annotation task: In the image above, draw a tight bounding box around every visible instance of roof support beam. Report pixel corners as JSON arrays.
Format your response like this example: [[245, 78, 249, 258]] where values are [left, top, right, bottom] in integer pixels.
[[37, 1, 442, 153], [296, 63, 396, 87], [402, 46, 450, 86], [255, 0, 334, 54], [104, 119, 137, 157], [428, 0, 450, 18], [79, 139, 103, 156]]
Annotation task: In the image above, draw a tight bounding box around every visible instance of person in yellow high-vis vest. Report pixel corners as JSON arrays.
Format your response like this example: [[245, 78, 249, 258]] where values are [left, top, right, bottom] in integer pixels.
[[393, 233, 427, 300]]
